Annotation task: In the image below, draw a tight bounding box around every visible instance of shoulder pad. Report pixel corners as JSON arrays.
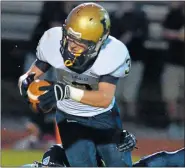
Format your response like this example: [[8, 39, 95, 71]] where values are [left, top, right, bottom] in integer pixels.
[[36, 27, 63, 62], [110, 52, 131, 78], [91, 36, 129, 77]]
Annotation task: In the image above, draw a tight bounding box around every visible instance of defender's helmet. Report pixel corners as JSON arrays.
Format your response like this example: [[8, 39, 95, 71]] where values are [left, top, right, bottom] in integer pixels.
[[61, 2, 111, 73]]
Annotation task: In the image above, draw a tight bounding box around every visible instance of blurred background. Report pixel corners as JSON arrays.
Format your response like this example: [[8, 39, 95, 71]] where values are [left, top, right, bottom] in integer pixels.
[[1, 1, 184, 166]]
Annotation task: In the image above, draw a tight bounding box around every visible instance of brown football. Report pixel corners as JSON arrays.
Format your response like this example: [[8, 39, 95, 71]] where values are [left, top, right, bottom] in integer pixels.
[[27, 79, 51, 112]]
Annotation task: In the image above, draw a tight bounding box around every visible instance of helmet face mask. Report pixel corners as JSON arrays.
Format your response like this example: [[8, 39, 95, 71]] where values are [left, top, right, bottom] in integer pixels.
[[67, 37, 88, 56], [60, 2, 111, 73], [60, 39, 98, 74]]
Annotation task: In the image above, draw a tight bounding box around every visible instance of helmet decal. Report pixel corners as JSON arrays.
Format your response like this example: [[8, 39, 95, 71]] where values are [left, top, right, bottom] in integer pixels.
[[67, 27, 82, 39]]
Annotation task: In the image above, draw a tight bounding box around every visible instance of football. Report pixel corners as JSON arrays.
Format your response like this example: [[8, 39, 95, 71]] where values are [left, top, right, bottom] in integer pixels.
[[27, 79, 51, 112]]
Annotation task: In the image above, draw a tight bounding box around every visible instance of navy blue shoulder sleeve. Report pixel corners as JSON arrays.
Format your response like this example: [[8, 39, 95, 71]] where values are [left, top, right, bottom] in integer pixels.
[[99, 75, 119, 85], [35, 59, 51, 72]]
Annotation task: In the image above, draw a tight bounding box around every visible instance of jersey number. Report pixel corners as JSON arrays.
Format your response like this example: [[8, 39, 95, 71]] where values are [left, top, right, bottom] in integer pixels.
[[125, 58, 131, 75], [72, 81, 93, 90]]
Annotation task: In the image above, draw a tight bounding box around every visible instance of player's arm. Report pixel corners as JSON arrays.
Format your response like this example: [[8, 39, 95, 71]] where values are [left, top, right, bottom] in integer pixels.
[[67, 58, 131, 108], [20, 59, 51, 80], [38, 75, 118, 110], [75, 76, 118, 108], [18, 59, 51, 96], [18, 27, 51, 97], [38, 76, 117, 109], [38, 57, 131, 111], [19, 61, 45, 83]]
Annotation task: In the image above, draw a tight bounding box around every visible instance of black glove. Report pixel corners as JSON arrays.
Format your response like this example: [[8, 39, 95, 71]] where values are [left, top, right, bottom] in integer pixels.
[[117, 130, 137, 152], [18, 72, 36, 102], [38, 81, 70, 111]]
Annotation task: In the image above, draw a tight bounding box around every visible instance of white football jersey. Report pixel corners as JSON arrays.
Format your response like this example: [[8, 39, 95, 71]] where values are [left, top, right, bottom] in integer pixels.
[[36, 27, 131, 117]]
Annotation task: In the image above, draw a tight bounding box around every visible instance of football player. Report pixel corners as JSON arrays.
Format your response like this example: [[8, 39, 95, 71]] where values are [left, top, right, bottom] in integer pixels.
[[18, 2, 132, 166], [133, 147, 185, 167], [22, 145, 185, 167], [22, 129, 137, 167]]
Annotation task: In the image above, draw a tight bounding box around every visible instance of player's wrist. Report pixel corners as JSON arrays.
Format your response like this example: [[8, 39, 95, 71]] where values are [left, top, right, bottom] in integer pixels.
[[19, 73, 36, 98], [54, 83, 84, 102], [19, 74, 29, 96], [67, 85, 84, 102]]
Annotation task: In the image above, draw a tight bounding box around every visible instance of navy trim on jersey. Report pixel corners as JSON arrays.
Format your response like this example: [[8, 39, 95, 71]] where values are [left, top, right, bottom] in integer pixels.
[[99, 75, 119, 85], [35, 59, 51, 72]]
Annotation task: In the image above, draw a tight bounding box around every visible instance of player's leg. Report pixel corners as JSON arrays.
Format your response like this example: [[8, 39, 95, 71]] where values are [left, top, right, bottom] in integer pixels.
[[56, 112, 97, 167], [92, 104, 132, 167], [97, 143, 132, 167], [133, 148, 185, 167]]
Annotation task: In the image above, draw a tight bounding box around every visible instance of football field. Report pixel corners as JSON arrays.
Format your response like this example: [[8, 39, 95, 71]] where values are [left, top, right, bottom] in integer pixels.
[[1, 149, 140, 166], [1, 150, 44, 167]]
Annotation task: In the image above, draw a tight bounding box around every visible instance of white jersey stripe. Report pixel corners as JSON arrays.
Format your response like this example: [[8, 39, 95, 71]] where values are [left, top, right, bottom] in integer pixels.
[[57, 97, 115, 117]]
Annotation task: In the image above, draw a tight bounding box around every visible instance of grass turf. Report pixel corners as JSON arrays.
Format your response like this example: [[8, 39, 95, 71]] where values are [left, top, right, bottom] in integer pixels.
[[1, 150, 140, 166]]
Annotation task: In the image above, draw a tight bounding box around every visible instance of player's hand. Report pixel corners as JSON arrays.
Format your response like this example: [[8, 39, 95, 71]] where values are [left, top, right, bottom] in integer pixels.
[[18, 72, 36, 101], [38, 81, 70, 110], [117, 130, 137, 152]]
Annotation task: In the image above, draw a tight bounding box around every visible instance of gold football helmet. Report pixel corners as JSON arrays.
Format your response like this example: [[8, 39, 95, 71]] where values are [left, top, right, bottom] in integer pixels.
[[61, 2, 111, 73]]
